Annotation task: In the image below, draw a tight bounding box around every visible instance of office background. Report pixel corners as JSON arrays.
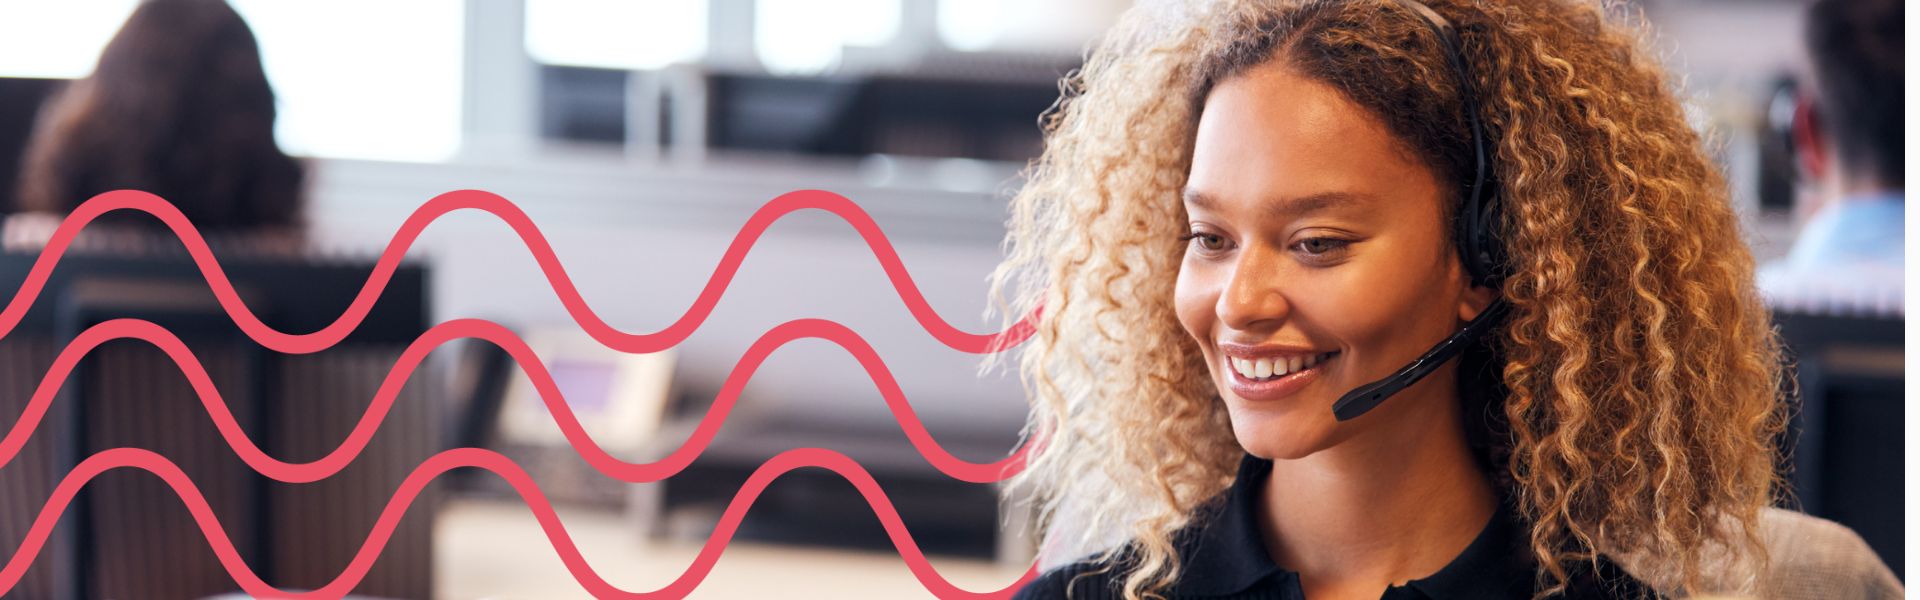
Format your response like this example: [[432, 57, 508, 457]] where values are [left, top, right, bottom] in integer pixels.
[[0, 0, 1898, 598]]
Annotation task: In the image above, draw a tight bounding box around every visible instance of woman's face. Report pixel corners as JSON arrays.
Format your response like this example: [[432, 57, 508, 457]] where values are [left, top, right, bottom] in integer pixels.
[[1175, 60, 1494, 460]]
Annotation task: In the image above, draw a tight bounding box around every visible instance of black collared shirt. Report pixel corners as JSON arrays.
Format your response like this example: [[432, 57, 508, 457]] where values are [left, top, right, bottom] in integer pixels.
[[1012, 452, 1662, 599]]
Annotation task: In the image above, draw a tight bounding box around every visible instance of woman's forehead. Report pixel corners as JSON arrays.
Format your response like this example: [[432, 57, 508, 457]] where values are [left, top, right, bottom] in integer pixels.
[[1186, 62, 1439, 219]]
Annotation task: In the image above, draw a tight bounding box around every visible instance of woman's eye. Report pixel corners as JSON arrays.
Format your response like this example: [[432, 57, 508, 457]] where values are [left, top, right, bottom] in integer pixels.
[[1294, 237, 1351, 256], [1180, 232, 1228, 252]]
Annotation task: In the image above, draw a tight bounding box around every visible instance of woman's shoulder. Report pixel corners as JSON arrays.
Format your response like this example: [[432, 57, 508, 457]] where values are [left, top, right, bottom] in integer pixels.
[[1605, 507, 1902, 600], [1011, 552, 1132, 600], [1013, 513, 1903, 599], [1738, 508, 1900, 599], [1010, 551, 1663, 600]]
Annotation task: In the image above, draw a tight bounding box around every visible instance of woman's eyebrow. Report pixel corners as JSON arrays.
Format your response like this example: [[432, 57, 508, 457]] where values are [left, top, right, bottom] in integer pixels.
[[1182, 188, 1374, 220]]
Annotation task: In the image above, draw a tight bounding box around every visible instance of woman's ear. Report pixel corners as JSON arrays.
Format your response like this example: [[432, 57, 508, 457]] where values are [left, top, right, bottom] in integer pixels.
[[1457, 281, 1498, 322], [1448, 244, 1499, 322]]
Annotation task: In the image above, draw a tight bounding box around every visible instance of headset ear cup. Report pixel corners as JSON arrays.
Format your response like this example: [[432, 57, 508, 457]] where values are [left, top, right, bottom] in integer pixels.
[[1456, 192, 1492, 289], [1477, 193, 1504, 287], [1456, 189, 1501, 290]]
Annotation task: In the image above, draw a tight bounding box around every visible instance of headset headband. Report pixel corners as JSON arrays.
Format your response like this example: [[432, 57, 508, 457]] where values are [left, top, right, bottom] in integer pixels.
[[1386, 0, 1505, 289]]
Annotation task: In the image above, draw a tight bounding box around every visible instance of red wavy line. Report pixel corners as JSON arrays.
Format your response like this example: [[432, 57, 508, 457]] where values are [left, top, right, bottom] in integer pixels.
[[0, 447, 1042, 599], [1, 318, 1034, 484], [0, 189, 1041, 354]]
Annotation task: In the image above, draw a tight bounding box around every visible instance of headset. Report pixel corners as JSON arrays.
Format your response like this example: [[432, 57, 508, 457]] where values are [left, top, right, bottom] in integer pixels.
[[1329, 0, 1513, 421]]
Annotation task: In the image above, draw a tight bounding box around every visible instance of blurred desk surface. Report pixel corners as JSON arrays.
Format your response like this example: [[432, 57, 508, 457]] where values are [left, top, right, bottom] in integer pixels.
[[434, 496, 1029, 600]]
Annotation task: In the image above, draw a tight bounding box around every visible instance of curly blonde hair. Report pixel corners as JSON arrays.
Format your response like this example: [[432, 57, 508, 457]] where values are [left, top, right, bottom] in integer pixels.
[[981, 1, 1790, 598]]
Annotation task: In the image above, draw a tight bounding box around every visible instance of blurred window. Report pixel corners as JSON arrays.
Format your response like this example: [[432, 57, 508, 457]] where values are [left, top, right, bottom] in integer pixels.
[[936, 0, 997, 51], [0, 0, 466, 162], [755, 0, 899, 74], [231, 0, 465, 162], [937, 0, 1117, 53], [0, 0, 141, 78], [525, 0, 708, 70]]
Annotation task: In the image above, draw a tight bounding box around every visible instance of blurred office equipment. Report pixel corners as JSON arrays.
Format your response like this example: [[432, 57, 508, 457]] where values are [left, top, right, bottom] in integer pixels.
[[1758, 75, 1801, 215], [457, 327, 679, 507], [540, 51, 1076, 163], [495, 328, 677, 457], [538, 65, 631, 145], [695, 65, 1065, 161], [630, 398, 1023, 561], [1774, 307, 1903, 579], [0, 248, 436, 599]]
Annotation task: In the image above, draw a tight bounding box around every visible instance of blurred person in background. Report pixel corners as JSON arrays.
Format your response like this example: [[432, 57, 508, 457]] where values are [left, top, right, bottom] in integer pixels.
[[1757, 0, 1903, 313], [8, 0, 305, 253]]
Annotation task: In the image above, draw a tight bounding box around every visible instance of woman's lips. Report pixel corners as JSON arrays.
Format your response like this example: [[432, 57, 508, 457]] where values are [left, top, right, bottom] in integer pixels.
[[1224, 352, 1335, 402]]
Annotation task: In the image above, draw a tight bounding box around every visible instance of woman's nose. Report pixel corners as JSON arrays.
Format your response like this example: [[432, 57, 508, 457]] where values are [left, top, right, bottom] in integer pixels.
[[1216, 246, 1290, 331]]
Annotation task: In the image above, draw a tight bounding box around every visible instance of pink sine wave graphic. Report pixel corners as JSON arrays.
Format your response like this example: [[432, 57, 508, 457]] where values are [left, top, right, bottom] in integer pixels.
[[0, 189, 1042, 354], [0, 189, 1054, 598], [0, 317, 1039, 484], [0, 447, 1043, 599]]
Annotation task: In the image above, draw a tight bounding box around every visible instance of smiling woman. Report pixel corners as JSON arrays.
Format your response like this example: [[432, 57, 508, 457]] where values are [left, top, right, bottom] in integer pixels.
[[1176, 60, 1494, 467], [980, 0, 1896, 599]]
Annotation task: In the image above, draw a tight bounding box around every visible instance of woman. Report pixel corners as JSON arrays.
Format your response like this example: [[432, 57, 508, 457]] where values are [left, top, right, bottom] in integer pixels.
[[10, 0, 304, 252], [985, 0, 1894, 598]]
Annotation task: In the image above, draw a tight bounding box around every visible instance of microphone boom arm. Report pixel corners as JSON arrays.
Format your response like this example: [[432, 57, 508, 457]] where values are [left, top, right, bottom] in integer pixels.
[[1330, 298, 1511, 421]]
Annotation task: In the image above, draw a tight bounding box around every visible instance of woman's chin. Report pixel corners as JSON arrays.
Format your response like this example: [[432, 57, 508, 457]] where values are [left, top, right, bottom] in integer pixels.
[[1226, 406, 1340, 461]]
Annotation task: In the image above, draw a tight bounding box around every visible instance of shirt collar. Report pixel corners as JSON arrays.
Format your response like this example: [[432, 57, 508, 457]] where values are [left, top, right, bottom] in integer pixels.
[[1400, 486, 1535, 599], [1170, 452, 1287, 596], [1170, 452, 1534, 599]]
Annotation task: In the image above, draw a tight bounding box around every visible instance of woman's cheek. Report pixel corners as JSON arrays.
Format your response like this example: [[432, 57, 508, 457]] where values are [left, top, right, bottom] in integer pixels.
[[1290, 269, 1387, 365], [1171, 263, 1217, 346]]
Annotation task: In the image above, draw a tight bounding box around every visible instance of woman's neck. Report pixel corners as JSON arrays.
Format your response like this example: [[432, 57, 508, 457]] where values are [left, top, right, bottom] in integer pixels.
[[1257, 385, 1497, 597]]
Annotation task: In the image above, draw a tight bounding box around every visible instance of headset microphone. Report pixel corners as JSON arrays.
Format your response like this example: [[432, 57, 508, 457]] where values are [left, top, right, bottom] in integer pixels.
[[1329, 0, 1510, 422], [1331, 298, 1508, 421]]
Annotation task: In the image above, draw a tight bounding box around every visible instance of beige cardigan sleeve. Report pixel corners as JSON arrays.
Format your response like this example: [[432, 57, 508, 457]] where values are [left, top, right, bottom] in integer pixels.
[[1749, 508, 1902, 599], [1611, 507, 1902, 599]]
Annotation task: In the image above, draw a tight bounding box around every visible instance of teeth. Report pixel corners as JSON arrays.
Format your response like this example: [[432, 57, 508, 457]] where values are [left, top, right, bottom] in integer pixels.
[[1235, 358, 1253, 379], [1230, 352, 1333, 381]]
